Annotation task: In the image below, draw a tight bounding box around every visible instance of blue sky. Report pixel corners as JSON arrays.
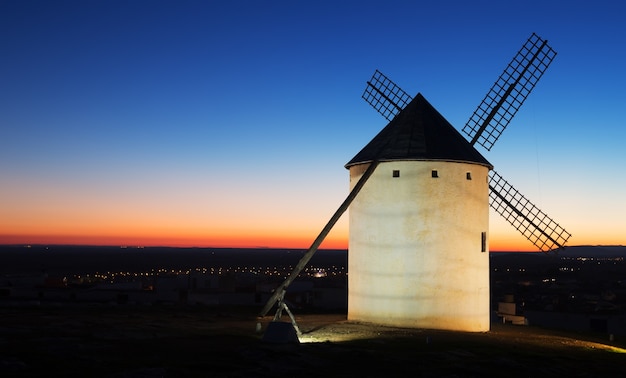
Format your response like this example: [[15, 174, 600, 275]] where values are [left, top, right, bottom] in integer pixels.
[[1, 0, 625, 249]]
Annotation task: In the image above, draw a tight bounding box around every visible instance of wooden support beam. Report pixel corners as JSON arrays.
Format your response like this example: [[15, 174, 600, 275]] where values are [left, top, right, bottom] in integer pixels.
[[258, 161, 379, 317]]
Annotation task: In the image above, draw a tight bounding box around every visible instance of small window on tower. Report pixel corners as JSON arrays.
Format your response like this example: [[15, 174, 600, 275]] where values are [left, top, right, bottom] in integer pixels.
[[466, 172, 472, 180], [481, 232, 487, 252], [392, 170, 400, 178], [431, 170, 438, 178]]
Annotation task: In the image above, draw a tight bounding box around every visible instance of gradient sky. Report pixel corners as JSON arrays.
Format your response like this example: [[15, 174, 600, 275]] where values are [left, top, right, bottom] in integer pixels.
[[1, 0, 625, 251]]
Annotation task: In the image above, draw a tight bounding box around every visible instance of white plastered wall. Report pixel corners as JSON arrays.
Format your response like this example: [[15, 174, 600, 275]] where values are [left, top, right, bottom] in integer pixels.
[[347, 160, 490, 332]]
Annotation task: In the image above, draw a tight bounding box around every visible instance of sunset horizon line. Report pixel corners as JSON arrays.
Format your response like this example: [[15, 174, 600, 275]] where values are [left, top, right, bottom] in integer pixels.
[[2, 240, 615, 253]]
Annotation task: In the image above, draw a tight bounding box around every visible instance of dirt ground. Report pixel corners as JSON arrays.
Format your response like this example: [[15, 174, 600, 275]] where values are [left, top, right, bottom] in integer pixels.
[[1, 305, 625, 377]]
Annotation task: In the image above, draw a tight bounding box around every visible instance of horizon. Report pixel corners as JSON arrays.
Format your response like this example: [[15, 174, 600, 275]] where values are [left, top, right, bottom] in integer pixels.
[[1, 243, 624, 253]]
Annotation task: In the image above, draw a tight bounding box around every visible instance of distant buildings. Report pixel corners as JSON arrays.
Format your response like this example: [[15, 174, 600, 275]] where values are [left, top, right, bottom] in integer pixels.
[[0, 261, 347, 310]]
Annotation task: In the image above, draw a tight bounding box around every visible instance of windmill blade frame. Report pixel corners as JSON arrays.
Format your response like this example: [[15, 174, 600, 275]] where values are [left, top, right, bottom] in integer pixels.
[[489, 170, 571, 252], [362, 69, 413, 122], [462, 33, 557, 151]]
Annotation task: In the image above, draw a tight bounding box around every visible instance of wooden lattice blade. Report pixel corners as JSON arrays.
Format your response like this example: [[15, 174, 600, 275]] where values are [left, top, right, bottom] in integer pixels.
[[463, 33, 557, 151], [489, 170, 571, 252], [362, 70, 413, 121]]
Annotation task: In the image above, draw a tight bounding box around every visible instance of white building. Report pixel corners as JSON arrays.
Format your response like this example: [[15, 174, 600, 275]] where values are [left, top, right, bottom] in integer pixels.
[[346, 93, 492, 332]]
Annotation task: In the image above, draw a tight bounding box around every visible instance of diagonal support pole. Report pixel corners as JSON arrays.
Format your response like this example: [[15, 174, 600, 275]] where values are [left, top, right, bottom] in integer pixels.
[[259, 160, 379, 317]]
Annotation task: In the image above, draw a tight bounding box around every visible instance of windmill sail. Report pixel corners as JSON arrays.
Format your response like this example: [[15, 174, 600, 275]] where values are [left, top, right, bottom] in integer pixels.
[[462, 33, 557, 151], [362, 70, 412, 122], [489, 170, 571, 252]]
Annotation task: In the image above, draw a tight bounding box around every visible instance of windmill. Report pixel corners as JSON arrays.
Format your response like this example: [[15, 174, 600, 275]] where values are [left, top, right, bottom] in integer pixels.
[[260, 33, 571, 335]]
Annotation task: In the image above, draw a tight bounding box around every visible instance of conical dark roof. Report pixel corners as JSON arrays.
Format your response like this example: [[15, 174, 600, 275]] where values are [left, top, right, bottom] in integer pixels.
[[345, 93, 492, 168]]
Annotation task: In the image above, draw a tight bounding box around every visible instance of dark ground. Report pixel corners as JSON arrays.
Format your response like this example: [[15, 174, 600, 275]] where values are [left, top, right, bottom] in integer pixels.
[[1, 305, 625, 377]]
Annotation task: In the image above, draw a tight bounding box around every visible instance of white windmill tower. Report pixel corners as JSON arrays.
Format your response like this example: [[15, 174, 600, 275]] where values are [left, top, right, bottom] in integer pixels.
[[260, 33, 571, 337], [345, 93, 492, 331]]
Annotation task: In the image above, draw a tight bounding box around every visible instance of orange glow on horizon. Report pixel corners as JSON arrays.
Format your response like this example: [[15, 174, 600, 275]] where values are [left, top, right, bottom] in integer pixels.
[[0, 224, 595, 252], [1, 233, 604, 252], [489, 236, 539, 252], [489, 242, 534, 252]]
